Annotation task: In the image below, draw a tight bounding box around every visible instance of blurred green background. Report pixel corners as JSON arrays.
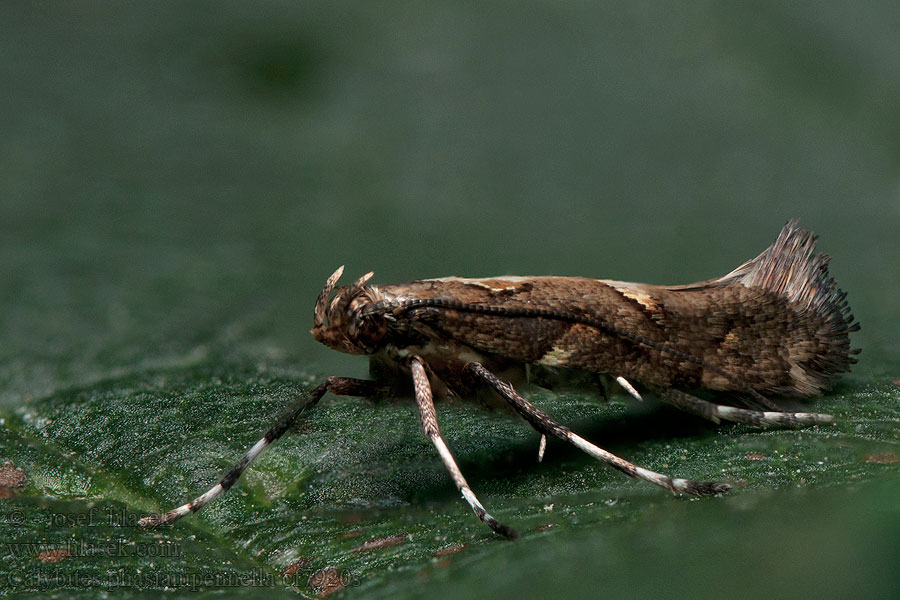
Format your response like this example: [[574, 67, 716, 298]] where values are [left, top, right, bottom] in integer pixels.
[[1, 2, 899, 598]]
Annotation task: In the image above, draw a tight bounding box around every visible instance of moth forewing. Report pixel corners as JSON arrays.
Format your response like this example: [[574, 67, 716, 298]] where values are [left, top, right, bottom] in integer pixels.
[[141, 220, 857, 538]]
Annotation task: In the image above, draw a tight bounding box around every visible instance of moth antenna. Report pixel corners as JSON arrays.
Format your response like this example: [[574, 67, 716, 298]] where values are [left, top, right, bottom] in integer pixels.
[[314, 266, 344, 328], [379, 297, 773, 405]]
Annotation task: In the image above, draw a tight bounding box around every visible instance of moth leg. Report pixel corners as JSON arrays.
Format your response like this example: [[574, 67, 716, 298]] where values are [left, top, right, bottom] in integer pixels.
[[537, 434, 547, 462], [139, 376, 386, 527], [659, 388, 834, 428], [410, 356, 518, 540], [466, 362, 729, 497], [615, 376, 643, 402]]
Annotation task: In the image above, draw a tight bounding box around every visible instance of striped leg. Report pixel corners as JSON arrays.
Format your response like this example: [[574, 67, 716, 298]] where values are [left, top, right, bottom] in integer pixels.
[[466, 362, 729, 497], [660, 388, 834, 428], [139, 376, 385, 527], [410, 356, 518, 539]]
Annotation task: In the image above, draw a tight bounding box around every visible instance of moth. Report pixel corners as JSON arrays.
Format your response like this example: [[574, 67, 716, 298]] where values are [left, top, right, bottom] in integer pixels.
[[140, 220, 858, 538]]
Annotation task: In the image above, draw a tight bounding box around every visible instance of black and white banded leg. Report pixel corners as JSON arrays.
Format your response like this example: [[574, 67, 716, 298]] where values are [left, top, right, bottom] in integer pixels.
[[466, 362, 729, 497], [409, 356, 518, 539], [139, 376, 386, 527], [659, 388, 834, 428]]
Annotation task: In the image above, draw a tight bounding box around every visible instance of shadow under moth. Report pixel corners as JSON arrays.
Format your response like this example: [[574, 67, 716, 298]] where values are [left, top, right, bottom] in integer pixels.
[[140, 220, 859, 538]]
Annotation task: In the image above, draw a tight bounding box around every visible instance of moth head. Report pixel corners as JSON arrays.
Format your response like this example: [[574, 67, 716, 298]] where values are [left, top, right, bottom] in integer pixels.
[[310, 266, 389, 354]]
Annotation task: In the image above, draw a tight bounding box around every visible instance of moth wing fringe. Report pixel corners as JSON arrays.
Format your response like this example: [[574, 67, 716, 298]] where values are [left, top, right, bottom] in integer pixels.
[[685, 220, 858, 395], [718, 220, 854, 325]]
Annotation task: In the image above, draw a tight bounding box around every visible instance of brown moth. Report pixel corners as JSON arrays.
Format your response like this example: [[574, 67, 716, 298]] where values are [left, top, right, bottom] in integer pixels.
[[141, 220, 858, 539]]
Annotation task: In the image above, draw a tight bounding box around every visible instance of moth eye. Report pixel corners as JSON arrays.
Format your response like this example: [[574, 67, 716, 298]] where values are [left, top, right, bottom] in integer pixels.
[[352, 315, 387, 348]]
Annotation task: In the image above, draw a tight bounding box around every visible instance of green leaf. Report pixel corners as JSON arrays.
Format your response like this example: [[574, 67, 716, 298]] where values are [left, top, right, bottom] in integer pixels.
[[3, 364, 899, 598]]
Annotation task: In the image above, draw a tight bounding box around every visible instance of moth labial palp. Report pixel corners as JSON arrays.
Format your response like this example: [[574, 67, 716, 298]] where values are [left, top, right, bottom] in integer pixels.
[[140, 220, 859, 538]]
